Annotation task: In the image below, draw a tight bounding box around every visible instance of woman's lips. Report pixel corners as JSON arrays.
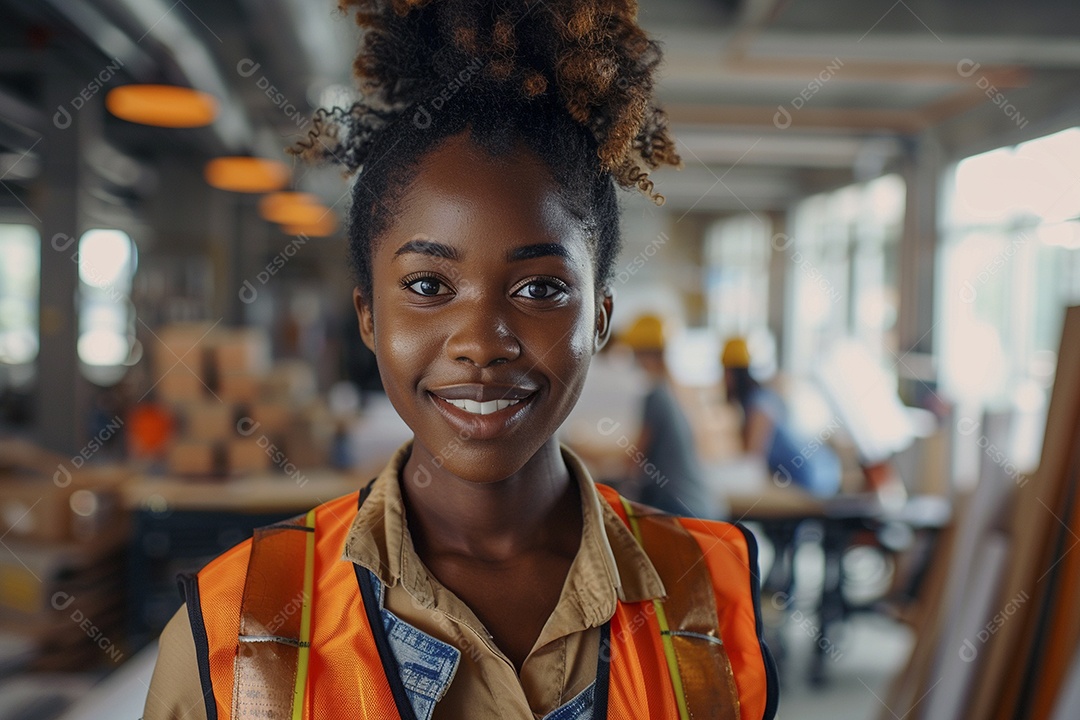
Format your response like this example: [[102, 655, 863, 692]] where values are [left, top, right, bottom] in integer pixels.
[[427, 389, 536, 440]]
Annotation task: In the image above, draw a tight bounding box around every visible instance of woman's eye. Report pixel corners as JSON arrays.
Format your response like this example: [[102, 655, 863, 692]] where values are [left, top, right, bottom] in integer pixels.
[[405, 277, 450, 296], [515, 280, 566, 300]]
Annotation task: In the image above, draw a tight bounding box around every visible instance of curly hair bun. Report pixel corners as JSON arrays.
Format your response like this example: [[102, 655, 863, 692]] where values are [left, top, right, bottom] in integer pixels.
[[291, 0, 682, 203]]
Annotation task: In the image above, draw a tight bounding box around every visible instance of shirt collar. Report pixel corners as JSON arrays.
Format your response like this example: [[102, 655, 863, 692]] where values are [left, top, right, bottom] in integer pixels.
[[342, 441, 665, 619]]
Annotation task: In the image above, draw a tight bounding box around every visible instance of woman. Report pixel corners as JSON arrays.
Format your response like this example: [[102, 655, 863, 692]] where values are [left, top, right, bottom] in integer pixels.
[[722, 337, 841, 497], [144, 2, 777, 718]]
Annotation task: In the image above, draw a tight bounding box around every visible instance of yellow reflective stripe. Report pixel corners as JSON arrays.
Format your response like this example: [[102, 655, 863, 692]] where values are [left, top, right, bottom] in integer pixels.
[[291, 509, 317, 720], [617, 497, 692, 720], [651, 597, 691, 720]]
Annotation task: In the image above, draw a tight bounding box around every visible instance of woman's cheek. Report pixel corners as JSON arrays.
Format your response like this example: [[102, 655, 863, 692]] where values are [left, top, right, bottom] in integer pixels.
[[386, 331, 429, 368], [563, 306, 595, 360]]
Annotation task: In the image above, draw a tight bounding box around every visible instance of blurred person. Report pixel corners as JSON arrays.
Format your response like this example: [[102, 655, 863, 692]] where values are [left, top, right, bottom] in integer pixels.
[[622, 314, 722, 519], [722, 337, 841, 497]]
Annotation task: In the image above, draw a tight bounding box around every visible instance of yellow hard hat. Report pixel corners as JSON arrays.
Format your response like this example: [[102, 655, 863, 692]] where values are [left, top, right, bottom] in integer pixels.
[[622, 314, 666, 351], [721, 337, 751, 368]]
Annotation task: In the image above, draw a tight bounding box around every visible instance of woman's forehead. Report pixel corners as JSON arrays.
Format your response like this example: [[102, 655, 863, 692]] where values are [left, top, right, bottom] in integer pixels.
[[382, 135, 591, 257]]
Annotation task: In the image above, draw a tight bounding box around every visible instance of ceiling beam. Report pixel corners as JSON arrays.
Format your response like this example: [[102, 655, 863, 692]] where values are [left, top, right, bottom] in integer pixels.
[[667, 103, 929, 134], [700, 58, 1030, 88], [651, 29, 1080, 69], [673, 129, 902, 167]]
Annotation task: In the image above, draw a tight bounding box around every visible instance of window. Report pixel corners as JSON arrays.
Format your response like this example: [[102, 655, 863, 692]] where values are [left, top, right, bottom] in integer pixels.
[[784, 175, 905, 377], [938, 128, 1080, 472], [0, 224, 41, 383], [77, 229, 138, 383], [706, 213, 771, 339]]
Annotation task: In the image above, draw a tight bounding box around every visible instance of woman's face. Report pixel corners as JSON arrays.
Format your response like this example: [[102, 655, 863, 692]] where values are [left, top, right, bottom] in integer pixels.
[[355, 132, 612, 483]]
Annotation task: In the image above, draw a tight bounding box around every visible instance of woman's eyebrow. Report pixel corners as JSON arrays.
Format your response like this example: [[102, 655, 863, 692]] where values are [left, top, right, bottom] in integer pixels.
[[507, 243, 571, 261], [394, 239, 458, 260]]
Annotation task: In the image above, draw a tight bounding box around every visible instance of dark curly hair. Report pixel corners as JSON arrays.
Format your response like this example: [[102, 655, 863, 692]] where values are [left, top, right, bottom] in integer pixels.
[[290, 0, 681, 301]]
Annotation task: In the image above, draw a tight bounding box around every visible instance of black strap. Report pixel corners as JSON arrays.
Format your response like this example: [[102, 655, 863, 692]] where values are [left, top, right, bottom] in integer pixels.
[[736, 523, 780, 720], [358, 478, 375, 508], [354, 563, 420, 720], [594, 621, 612, 715], [354, 479, 419, 720], [178, 573, 219, 720]]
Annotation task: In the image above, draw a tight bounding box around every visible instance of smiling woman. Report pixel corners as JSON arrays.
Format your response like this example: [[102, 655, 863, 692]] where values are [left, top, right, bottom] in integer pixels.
[[360, 134, 602, 480], [142, 1, 777, 719]]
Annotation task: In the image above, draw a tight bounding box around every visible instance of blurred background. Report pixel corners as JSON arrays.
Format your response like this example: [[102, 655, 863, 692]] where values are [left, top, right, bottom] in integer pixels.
[[1, 0, 1080, 718]]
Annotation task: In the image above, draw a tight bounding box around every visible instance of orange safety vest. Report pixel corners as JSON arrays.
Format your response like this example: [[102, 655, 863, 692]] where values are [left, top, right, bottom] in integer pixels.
[[180, 483, 778, 720]]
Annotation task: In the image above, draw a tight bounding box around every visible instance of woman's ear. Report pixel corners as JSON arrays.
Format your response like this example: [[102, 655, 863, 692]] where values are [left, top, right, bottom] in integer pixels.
[[353, 287, 376, 352], [594, 288, 614, 353]]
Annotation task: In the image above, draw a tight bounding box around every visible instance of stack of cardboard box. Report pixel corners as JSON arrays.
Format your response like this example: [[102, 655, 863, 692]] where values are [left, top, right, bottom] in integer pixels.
[[0, 443, 129, 671], [152, 323, 331, 478]]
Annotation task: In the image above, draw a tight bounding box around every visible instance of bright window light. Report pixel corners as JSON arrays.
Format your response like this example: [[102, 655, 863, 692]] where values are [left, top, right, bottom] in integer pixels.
[[77, 229, 137, 373], [1017, 128, 1080, 223], [78, 329, 130, 366], [0, 224, 40, 365], [951, 128, 1080, 227], [79, 229, 135, 291], [940, 127, 1080, 481], [784, 174, 905, 376]]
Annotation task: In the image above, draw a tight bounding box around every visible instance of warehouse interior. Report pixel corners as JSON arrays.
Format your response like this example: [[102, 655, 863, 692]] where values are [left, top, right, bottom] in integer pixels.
[[2, 0, 1080, 717]]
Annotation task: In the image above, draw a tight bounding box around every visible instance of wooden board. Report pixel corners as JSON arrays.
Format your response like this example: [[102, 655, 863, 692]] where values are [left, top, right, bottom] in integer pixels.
[[970, 306, 1080, 720], [1049, 646, 1080, 720], [923, 532, 1010, 720], [1021, 417, 1080, 718], [877, 500, 960, 720], [880, 410, 1014, 719]]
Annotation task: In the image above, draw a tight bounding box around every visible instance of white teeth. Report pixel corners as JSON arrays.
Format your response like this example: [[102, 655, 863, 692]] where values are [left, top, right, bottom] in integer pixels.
[[444, 397, 522, 415]]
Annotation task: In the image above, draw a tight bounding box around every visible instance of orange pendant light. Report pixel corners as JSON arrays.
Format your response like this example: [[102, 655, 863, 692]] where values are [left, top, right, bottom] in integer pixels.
[[281, 214, 339, 237], [259, 192, 329, 226], [106, 84, 217, 128], [204, 157, 290, 193]]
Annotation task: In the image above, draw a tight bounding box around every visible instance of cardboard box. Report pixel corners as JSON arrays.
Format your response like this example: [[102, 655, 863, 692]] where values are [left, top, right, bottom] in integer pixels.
[[264, 360, 317, 404], [0, 530, 125, 619], [151, 322, 216, 379], [283, 410, 332, 470], [0, 562, 123, 621], [166, 440, 220, 476], [0, 466, 127, 543], [212, 328, 270, 377], [178, 402, 236, 442], [218, 373, 262, 404], [225, 438, 270, 475], [155, 366, 207, 404], [248, 402, 291, 437]]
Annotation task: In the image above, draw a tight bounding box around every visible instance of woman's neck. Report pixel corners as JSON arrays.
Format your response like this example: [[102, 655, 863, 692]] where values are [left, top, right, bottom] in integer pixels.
[[399, 438, 580, 563]]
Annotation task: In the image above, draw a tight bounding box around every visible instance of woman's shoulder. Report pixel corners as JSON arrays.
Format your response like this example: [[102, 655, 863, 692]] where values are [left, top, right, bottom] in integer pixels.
[[595, 483, 754, 572], [143, 603, 207, 720], [196, 490, 362, 590]]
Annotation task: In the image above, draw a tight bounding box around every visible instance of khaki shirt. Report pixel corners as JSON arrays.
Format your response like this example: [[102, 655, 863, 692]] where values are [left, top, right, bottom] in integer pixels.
[[143, 442, 665, 719]]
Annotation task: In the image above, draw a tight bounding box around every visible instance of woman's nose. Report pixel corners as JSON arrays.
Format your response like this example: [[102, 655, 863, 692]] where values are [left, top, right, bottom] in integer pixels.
[[444, 298, 522, 368]]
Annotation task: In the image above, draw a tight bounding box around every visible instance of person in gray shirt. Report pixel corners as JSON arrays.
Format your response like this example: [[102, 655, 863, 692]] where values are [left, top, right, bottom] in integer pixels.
[[622, 315, 723, 519]]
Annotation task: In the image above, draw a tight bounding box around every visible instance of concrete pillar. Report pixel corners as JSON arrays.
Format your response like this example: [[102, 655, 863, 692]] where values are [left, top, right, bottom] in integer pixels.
[[897, 131, 946, 400], [33, 60, 90, 455], [898, 134, 943, 353], [766, 210, 788, 369]]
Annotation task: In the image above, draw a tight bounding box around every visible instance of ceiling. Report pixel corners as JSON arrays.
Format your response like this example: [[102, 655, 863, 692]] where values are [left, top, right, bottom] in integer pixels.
[[2, 0, 1080, 218]]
